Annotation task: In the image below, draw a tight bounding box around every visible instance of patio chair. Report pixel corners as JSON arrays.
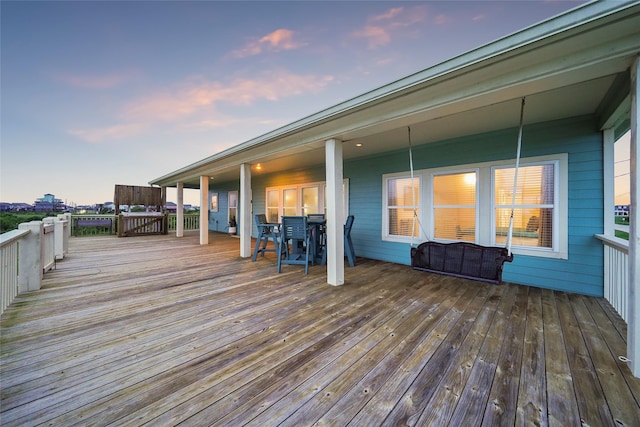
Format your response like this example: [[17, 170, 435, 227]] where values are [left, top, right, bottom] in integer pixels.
[[307, 214, 326, 265], [344, 215, 356, 267], [316, 215, 355, 267], [277, 216, 311, 274], [252, 214, 279, 261]]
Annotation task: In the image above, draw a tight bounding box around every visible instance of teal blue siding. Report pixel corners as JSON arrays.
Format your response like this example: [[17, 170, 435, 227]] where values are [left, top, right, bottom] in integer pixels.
[[343, 116, 604, 296], [212, 116, 605, 296]]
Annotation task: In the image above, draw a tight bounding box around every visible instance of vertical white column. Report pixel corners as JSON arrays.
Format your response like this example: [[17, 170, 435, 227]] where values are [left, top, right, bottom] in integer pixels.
[[629, 56, 639, 378], [603, 129, 615, 236], [326, 139, 345, 286], [199, 176, 209, 245], [176, 182, 184, 237], [240, 163, 252, 258]]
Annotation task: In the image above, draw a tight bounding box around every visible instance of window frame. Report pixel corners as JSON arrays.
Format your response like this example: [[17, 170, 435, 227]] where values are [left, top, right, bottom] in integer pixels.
[[265, 179, 349, 222], [382, 173, 422, 243]]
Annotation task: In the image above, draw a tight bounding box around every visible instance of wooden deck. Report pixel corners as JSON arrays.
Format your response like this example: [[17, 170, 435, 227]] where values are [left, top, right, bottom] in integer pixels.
[[1, 232, 639, 426]]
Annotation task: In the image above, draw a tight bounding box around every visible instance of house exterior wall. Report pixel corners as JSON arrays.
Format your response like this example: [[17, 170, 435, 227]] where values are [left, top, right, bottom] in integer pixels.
[[210, 116, 605, 296]]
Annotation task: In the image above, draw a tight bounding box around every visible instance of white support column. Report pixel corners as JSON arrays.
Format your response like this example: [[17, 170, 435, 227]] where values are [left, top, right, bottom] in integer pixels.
[[199, 176, 209, 245], [629, 56, 639, 378], [240, 163, 252, 258], [18, 221, 43, 292], [603, 128, 615, 236], [326, 138, 345, 286], [176, 182, 184, 237]]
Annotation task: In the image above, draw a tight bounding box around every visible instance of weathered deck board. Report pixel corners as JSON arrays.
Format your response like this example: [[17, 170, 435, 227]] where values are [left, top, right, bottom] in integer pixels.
[[1, 232, 639, 426]]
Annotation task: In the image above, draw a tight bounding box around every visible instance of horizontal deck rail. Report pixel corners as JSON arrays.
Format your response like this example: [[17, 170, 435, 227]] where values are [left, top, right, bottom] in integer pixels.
[[595, 234, 629, 322]]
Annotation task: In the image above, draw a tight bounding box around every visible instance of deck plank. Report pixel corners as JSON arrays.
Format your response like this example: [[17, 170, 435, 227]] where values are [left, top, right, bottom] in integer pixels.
[[1, 233, 639, 426]]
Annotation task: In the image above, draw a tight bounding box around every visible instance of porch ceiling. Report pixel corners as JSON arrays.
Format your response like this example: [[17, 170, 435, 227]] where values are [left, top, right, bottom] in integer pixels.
[[151, 2, 640, 189]]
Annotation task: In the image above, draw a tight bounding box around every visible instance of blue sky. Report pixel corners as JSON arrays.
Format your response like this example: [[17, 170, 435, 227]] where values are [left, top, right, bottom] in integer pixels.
[[1, 1, 588, 207]]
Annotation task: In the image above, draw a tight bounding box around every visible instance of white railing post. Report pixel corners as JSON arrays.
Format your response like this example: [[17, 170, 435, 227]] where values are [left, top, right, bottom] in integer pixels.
[[58, 213, 71, 256], [44, 216, 65, 260], [18, 221, 43, 292]]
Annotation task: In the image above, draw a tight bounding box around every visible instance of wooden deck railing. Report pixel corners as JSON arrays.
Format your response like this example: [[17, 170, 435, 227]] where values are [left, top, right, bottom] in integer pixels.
[[0, 214, 71, 315], [0, 229, 28, 314], [167, 213, 200, 232], [70, 213, 199, 236], [1, 212, 200, 315], [596, 234, 630, 322]]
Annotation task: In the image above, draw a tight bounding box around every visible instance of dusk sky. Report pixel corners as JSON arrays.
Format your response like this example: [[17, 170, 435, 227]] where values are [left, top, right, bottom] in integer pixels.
[[1, 1, 590, 207]]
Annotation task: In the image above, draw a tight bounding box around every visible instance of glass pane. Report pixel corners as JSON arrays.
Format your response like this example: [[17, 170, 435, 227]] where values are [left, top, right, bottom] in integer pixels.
[[228, 192, 237, 208], [495, 165, 553, 206], [283, 189, 297, 209], [267, 208, 279, 223], [284, 207, 297, 216], [388, 208, 419, 237], [433, 173, 476, 205], [494, 207, 552, 248], [434, 208, 475, 241], [388, 177, 419, 207], [267, 190, 279, 207], [302, 187, 319, 215]]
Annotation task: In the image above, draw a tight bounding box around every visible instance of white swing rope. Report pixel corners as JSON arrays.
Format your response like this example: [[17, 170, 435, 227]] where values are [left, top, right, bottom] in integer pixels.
[[408, 126, 428, 247], [506, 97, 526, 257]]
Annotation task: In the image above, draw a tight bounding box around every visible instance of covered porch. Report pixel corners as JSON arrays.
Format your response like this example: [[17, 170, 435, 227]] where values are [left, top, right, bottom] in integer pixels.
[[1, 233, 638, 425]]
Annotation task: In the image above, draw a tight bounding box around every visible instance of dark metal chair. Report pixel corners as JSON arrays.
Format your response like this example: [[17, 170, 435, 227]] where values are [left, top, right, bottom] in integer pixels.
[[277, 216, 312, 274], [252, 214, 279, 261]]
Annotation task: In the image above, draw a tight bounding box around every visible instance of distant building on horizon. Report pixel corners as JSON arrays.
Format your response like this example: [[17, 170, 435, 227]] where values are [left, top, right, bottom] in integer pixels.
[[34, 193, 65, 212]]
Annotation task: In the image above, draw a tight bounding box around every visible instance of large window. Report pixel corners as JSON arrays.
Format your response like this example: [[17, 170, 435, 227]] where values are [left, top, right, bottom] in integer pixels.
[[384, 176, 420, 239], [265, 180, 349, 222], [494, 163, 555, 249], [382, 154, 567, 259]]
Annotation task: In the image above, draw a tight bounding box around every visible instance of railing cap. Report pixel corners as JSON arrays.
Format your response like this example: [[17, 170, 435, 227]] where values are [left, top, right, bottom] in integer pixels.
[[595, 234, 629, 254], [0, 228, 31, 247]]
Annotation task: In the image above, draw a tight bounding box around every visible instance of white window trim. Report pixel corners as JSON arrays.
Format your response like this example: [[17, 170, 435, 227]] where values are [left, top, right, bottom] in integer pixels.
[[382, 173, 423, 243], [382, 154, 568, 259]]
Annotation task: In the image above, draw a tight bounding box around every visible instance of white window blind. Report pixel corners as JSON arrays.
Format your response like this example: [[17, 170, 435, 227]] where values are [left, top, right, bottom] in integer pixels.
[[494, 163, 555, 249], [433, 172, 476, 242]]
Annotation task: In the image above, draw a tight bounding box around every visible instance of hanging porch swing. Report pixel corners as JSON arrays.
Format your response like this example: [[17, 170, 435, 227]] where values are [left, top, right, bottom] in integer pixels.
[[409, 98, 527, 284]]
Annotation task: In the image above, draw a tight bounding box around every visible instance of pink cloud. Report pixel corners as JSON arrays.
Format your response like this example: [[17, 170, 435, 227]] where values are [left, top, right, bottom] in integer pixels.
[[232, 28, 305, 58], [352, 26, 392, 49], [124, 70, 333, 122], [352, 6, 428, 50], [68, 70, 333, 143], [68, 123, 145, 143], [54, 70, 140, 89], [370, 7, 404, 22]]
